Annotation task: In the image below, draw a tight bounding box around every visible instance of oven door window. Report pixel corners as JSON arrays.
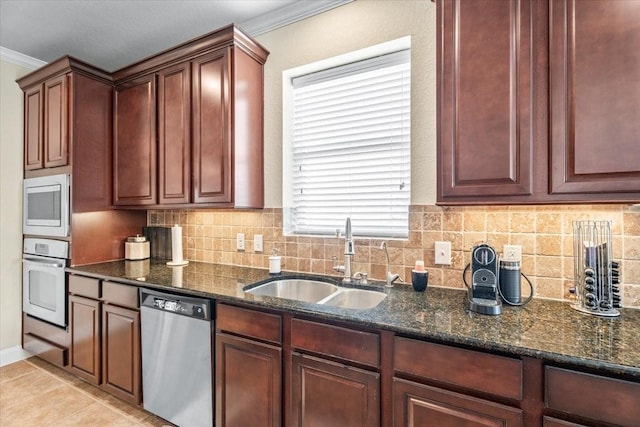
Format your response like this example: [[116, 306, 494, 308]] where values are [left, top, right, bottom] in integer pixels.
[[28, 270, 58, 311]]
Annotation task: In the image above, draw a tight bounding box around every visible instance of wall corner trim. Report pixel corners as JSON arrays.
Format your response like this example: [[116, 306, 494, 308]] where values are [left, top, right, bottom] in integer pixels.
[[0, 46, 47, 69]]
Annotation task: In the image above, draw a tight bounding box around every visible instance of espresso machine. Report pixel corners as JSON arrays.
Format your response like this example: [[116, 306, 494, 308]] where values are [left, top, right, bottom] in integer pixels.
[[465, 243, 502, 315]]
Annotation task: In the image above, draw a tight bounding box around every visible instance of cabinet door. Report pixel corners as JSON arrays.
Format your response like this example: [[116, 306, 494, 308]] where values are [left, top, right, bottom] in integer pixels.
[[550, 0, 640, 194], [24, 84, 43, 170], [69, 295, 101, 384], [43, 74, 69, 168], [437, 0, 536, 201], [101, 304, 141, 404], [290, 353, 380, 427], [393, 378, 523, 427], [191, 49, 232, 204], [158, 62, 191, 204], [114, 75, 157, 205], [216, 333, 281, 427]]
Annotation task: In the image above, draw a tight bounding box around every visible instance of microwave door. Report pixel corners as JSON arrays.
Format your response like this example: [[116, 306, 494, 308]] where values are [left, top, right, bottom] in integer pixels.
[[26, 184, 62, 227], [23, 174, 70, 237]]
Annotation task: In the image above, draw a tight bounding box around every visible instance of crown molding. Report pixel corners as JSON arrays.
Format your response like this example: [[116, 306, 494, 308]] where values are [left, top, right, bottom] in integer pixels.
[[0, 46, 47, 69], [239, 0, 353, 37]]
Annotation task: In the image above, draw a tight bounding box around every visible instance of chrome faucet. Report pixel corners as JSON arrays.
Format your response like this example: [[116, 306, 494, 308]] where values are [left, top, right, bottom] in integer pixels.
[[380, 241, 400, 287], [333, 217, 354, 284]]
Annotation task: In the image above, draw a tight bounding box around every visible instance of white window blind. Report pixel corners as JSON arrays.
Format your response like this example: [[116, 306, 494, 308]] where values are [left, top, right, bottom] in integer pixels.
[[289, 49, 411, 238]]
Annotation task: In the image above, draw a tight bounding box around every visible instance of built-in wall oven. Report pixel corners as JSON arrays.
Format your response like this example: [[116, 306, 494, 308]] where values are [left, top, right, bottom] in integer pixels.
[[23, 238, 69, 328], [23, 173, 70, 237]]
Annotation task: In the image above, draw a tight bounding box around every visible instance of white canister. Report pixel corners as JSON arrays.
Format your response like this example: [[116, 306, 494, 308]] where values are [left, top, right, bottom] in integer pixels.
[[269, 256, 282, 274], [125, 235, 150, 260]]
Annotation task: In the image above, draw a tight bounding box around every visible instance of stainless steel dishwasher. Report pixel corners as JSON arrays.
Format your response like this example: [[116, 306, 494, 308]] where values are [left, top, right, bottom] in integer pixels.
[[140, 288, 213, 427]]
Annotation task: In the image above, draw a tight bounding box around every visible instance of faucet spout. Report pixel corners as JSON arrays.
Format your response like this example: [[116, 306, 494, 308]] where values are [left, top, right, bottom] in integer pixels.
[[333, 217, 353, 284], [380, 241, 400, 287]]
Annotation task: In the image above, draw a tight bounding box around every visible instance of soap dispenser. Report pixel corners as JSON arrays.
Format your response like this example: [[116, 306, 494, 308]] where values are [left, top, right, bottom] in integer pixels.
[[269, 248, 282, 274]]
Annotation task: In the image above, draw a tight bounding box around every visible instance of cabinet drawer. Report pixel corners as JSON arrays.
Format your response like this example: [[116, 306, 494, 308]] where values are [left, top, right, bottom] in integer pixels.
[[545, 366, 640, 427], [291, 318, 379, 368], [216, 303, 281, 344], [102, 281, 138, 309], [394, 337, 523, 400], [68, 274, 100, 299], [23, 333, 67, 367], [23, 312, 69, 347]]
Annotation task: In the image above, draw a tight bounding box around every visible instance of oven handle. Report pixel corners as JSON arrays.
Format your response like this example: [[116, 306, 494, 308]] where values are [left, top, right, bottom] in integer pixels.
[[22, 258, 65, 269]]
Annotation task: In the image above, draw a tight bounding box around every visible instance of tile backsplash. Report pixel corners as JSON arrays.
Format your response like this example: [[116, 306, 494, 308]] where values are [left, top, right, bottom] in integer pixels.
[[148, 204, 640, 308]]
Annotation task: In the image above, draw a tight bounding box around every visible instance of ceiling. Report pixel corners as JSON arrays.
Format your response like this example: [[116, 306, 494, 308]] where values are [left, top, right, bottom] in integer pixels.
[[0, 0, 350, 71]]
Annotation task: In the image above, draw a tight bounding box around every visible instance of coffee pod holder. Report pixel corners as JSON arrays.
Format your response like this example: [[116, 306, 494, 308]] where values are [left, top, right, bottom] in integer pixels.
[[572, 220, 620, 317]]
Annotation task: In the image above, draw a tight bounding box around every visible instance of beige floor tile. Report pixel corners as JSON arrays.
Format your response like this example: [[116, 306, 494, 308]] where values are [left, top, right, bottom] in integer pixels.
[[103, 395, 152, 422], [0, 370, 65, 410], [55, 401, 139, 426], [0, 384, 94, 425], [139, 413, 175, 426], [0, 361, 37, 383]]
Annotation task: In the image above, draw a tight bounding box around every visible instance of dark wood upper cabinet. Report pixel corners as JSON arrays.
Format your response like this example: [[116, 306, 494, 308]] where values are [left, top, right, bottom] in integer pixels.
[[158, 61, 191, 205], [43, 74, 69, 168], [438, 0, 640, 204], [18, 57, 147, 265], [192, 49, 231, 204], [114, 75, 157, 206], [438, 0, 536, 200], [112, 24, 269, 209], [23, 72, 69, 170], [24, 84, 43, 170], [549, 0, 640, 195]]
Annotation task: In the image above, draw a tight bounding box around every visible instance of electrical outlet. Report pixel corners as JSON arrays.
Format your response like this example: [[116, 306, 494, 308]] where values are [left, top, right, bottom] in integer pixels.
[[435, 241, 452, 265], [254, 234, 263, 253], [236, 233, 245, 251], [503, 245, 522, 262]]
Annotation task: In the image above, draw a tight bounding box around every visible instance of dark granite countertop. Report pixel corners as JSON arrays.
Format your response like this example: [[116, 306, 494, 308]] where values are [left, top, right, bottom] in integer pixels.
[[67, 260, 640, 380]]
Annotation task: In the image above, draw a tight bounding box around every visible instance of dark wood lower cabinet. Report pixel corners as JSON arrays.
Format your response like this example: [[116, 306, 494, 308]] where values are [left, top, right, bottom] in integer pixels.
[[69, 294, 101, 384], [290, 352, 380, 427], [67, 275, 141, 405], [101, 304, 141, 404], [215, 332, 281, 427], [543, 416, 587, 427], [393, 378, 523, 427]]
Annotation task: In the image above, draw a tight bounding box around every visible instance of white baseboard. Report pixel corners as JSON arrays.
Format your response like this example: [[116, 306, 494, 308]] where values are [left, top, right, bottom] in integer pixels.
[[0, 346, 31, 367]]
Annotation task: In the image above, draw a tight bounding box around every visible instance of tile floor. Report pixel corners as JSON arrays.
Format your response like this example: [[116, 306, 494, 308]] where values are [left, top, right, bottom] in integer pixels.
[[0, 357, 172, 426]]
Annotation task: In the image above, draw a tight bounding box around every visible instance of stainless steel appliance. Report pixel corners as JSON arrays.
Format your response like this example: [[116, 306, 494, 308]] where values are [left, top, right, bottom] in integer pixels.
[[464, 243, 502, 315], [23, 238, 69, 327], [23, 173, 70, 237], [140, 288, 213, 427]]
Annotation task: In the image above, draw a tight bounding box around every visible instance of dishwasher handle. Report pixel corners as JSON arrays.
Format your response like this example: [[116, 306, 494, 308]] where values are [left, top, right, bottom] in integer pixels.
[[140, 288, 212, 321]]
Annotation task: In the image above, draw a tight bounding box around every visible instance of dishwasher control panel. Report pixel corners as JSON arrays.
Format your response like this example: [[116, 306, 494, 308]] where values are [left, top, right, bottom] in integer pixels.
[[140, 289, 211, 321]]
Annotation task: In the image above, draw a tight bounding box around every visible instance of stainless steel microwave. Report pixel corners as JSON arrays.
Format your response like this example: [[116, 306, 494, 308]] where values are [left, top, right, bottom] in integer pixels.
[[23, 174, 70, 237]]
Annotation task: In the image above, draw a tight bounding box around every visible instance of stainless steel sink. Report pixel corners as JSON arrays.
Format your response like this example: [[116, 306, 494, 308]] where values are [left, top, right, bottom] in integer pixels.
[[244, 279, 338, 303], [319, 288, 387, 310], [244, 278, 387, 310]]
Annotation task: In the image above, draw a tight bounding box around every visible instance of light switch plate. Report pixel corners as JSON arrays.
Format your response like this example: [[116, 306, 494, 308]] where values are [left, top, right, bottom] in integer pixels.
[[254, 234, 263, 253], [435, 241, 452, 265], [503, 245, 522, 262], [236, 233, 245, 251]]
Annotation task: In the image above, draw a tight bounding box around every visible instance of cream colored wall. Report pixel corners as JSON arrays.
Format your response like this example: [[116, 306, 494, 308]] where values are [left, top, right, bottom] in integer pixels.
[[0, 59, 29, 350], [256, 0, 437, 208]]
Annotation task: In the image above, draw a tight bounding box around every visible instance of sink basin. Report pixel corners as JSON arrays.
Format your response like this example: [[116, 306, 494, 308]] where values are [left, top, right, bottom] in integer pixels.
[[319, 288, 387, 310], [244, 279, 338, 303], [244, 278, 387, 310]]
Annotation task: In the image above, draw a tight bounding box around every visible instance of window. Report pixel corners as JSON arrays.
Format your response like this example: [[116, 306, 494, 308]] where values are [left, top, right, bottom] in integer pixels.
[[283, 39, 411, 238]]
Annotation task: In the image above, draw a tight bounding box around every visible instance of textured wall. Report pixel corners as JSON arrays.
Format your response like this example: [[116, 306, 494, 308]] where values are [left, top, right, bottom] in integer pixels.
[[0, 59, 30, 350], [149, 204, 640, 308]]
